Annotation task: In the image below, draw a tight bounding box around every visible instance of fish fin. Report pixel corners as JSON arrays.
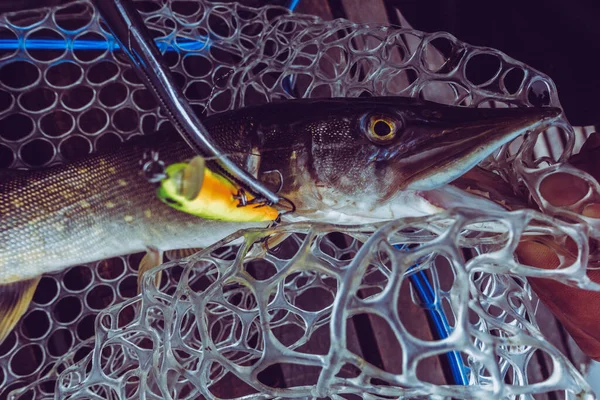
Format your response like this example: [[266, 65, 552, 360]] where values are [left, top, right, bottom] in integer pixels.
[[165, 248, 203, 261], [579, 131, 600, 154], [0, 276, 40, 344], [137, 247, 163, 293], [570, 132, 600, 178], [264, 232, 291, 250]]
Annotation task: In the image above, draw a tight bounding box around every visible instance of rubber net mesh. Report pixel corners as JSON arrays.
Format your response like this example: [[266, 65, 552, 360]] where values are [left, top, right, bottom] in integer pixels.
[[1, 0, 599, 399]]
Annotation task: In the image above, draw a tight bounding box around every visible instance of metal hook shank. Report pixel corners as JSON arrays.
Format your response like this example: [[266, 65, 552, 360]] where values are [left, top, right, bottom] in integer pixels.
[[92, 0, 280, 204]]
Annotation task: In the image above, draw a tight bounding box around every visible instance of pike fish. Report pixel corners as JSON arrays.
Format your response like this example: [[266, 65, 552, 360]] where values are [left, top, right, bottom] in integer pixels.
[[0, 97, 559, 342]]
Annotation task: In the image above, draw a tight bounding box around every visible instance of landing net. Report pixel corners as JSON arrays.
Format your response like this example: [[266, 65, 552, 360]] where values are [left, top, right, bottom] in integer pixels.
[[0, 1, 598, 399]]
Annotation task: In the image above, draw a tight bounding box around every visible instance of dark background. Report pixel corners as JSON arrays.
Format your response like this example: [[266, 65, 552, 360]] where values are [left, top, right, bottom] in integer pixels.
[[3, 0, 598, 126], [394, 0, 600, 127]]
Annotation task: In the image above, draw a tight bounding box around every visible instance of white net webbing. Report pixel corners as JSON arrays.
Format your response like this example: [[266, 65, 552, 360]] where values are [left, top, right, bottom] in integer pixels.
[[0, 0, 598, 399]]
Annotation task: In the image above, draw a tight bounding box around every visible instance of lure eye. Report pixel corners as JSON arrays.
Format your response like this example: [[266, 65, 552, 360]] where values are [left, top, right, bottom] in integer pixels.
[[174, 156, 205, 200], [163, 196, 182, 208], [365, 115, 399, 143]]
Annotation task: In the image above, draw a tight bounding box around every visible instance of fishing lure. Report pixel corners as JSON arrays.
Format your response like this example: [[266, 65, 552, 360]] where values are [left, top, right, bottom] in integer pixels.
[[157, 156, 279, 222]]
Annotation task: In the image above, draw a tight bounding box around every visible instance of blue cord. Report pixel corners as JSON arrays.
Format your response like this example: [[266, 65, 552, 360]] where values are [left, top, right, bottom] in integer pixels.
[[5, 2, 302, 53], [286, 0, 301, 11], [396, 245, 470, 385], [0, 37, 210, 52], [3, 0, 304, 53], [408, 268, 470, 384]]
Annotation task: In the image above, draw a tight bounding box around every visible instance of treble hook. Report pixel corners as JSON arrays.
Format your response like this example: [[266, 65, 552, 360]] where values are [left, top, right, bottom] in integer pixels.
[[140, 150, 167, 183], [233, 188, 250, 207], [233, 188, 272, 208]]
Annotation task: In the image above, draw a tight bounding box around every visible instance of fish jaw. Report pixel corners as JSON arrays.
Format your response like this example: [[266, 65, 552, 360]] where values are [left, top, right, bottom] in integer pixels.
[[282, 184, 507, 226], [398, 106, 560, 190], [419, 184, 507, 213], [257, 98, 560, 220]]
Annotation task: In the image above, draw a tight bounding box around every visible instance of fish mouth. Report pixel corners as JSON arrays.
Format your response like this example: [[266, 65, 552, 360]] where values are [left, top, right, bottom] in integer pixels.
[[399, 106, 561, 190]]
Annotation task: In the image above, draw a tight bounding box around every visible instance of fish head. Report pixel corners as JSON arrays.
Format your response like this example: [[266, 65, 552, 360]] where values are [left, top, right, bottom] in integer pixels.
[[269, 97, 560, 221], [154, 97, 560, 223]]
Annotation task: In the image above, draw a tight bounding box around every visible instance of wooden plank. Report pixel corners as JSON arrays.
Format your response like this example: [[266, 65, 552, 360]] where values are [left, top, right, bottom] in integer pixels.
[[342, 0, 389, 24], [295, 0, 333, 20], [530, 300, 567, 388], [526, 299, 592, 399], [573, 126, 595, 155], [563, 324, 590, 373], [397, 276, 447, 384]]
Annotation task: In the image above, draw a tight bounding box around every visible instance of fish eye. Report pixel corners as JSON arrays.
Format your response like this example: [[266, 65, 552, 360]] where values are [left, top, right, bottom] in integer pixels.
[[365, 115, 399, 143], [373, 119, 393, 136], [163, 197, 182, 208]]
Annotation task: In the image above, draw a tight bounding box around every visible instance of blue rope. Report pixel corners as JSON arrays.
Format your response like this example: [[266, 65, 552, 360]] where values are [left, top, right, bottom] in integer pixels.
[[0, 37, 210, 52], [286, 0, 301, 11], [4, 0, 304, 53], [396, 245, 470, 385], [6, 1, 303, 53], [408, 268, 470, 384]]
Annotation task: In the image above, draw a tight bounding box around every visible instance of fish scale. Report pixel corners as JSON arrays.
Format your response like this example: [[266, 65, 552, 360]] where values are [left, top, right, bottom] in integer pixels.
[[1, 132, 203, 282]]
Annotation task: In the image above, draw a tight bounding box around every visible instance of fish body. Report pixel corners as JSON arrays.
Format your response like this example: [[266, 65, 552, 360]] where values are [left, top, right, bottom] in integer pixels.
[[1, 97, 559, 282], [0, 132, 246, 283]]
